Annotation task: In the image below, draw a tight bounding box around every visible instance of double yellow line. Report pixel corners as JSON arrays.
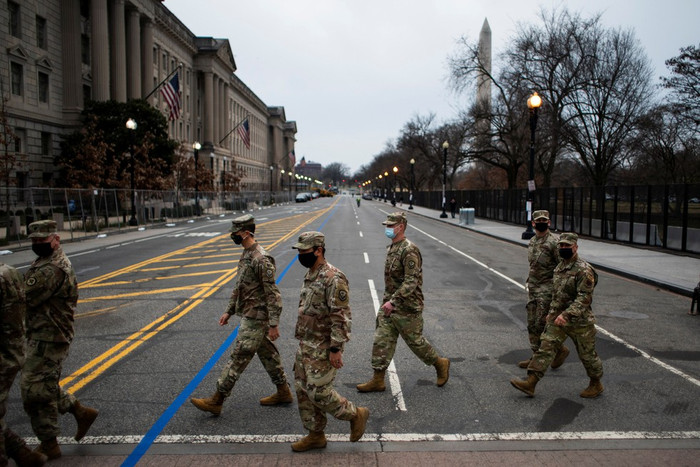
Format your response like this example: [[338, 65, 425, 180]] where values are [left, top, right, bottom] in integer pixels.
[[61, 201, 337, 394]]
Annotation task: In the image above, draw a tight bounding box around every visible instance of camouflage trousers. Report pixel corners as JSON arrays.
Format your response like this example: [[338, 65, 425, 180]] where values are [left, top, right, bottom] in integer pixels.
[[217, 317, 287, 397], [293, 344, 357, 433], [20, 340, 76, 441], [1, 360, 25, 463], [371, 310, 439, 371], [526, 290, 553, 353], [527, 321, 603, 380]]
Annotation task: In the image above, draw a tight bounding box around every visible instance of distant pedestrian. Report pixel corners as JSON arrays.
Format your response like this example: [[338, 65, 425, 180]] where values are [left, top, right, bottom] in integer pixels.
[[519, 210, 569, 370], [190, 215, 292, 415], [21, 220, 99, 460], [449, 198, 457, 218], [290, 232, 369, 452], [511, 232, 604, 399], [690, 274, 700, 315], [357, 212, 449, 393]]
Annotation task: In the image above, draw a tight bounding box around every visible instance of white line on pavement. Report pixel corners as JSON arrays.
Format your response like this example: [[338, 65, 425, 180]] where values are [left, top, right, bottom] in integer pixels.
[[368, 279, 407, 411], [359, 231, 363, 237], [40, 430, 700, 445], [364, 252, 369, 263], [409, 224, 700, 389]]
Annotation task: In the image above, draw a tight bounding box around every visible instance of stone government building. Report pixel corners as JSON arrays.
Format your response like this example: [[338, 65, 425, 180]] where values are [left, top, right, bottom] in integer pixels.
[[1, 0, 297, 193]]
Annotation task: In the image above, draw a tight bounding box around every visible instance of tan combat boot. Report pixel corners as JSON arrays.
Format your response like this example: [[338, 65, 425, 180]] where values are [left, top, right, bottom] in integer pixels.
[[8, 444, 48, 467], [291, 431, 327, 452], [70, 400, 99, 441], [517, 358, 531, 369], [259, 384, 294, 406], [551, 345, 570, 369], [510, 373, 539, 397], [34, 438, 60, 460], [434, 357, 450, 387], [580, 378, 604, 398], [190, 391, 226, 415], [350, 407, 370, 442], [356, 370, 386, 392]]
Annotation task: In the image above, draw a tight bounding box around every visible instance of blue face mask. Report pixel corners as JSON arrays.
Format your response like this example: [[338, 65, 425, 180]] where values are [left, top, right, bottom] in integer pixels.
[[385, 227, 396, 239]]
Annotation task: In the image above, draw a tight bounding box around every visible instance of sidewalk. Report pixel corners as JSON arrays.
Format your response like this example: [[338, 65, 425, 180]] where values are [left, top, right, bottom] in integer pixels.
[[389, 201, 699, 296]]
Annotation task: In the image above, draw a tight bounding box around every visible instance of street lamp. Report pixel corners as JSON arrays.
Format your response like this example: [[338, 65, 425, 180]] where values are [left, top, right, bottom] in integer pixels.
[[221, 156, 227, 204], [440, 141, 449, 218], [409, 158, 415, 210], [289, 172, 293, 194], [392, 166, 398, 206], [193, 141, 201, 216], [383, 171, 388, 202], [269, 165, 274, 205], [522, 91, 542, 240], [126, 118, 138, 226]]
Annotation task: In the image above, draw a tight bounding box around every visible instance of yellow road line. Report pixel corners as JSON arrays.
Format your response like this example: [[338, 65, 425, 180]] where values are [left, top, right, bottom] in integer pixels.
[[61, 200, 338, 394]]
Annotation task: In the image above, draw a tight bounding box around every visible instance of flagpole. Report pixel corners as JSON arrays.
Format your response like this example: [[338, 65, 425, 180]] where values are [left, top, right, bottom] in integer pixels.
[[218, 114, 250, 145], [143, 63, 182, 101]]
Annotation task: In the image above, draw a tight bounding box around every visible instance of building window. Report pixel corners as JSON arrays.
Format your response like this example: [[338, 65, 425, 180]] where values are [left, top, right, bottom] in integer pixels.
[[153, 46, 158, 65], [10, 62, 23, 96], [16, 172, 27, 202], [38, 72, 49, 103], [81, 34, 90, 65], [8, 1, 20, 38], [83, 84, 91, 105], [36, 15, 47, 49], [41, 132, 51, 155], [162, 52, 167, 70]]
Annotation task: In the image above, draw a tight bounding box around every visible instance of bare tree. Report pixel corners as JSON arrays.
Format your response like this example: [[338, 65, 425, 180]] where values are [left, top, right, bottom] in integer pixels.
[[661, 44, 700, 128], [563, 26, 653, 187]]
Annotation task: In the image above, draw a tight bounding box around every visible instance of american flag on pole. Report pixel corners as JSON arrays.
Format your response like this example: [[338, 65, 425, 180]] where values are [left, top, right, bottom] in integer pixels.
[[288, 149, 296, 165], [237, 118, 251, 149], [160, 73, 181, 120]]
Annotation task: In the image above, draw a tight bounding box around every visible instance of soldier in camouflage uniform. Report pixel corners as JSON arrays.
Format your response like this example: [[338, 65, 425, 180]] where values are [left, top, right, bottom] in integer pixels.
[[290, 232, 369, 452], [357, 212, 450, 393], [511, 233, 604, 398], [0, 261, 47, 467], [20, 220, 98, 460], [520, 210, 570, 369], [191, 215, 292, 415]]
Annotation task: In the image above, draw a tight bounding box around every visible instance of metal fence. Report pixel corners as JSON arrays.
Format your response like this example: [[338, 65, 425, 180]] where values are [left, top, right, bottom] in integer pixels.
[[413, 184, 700, 254], [0, 187, 294, 246]]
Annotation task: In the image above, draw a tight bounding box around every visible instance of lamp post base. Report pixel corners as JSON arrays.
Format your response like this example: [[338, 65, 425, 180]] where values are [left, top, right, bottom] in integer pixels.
[[521, 228, 535, 240], [409, 204, 414, 210], [128, 216, 138, 226], [440, 210, 448, 219]]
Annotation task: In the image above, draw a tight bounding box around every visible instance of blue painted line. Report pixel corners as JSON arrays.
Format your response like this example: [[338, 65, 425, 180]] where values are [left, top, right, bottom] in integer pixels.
[[122, 202, 340, 465]]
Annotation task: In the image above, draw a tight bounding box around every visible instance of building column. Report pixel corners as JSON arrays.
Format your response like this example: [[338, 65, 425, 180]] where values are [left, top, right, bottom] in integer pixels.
[[61, 0, 82, 114], [90, 0, 110, 100], [141, 19, 154, 99], [126, 8, 141, 99], [212, 77, 219, 144], [110, 0, 127, 101], [204, 72, 214, 147], [220, 82, 227, 148]]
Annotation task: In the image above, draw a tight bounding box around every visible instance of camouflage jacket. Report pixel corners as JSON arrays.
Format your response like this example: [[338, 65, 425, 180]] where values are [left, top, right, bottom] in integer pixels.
[[384, 238, 423, 313], [24, 246, 78, 343], [548, 254, 598, 325], [295, 262, 351, 351], [226, 242, 282, 326], [0, 263, 26, 370], [527, 231, 559, 293]]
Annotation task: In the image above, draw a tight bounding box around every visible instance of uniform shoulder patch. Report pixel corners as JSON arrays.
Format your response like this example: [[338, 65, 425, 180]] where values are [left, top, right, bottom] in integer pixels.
[[26, 277, 37, 287], [335, 283, 349, 306]]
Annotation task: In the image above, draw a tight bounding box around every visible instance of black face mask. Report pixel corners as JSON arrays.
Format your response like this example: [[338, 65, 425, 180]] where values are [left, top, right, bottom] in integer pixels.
[[32, 242, 54, 258], [534, 222, 549, 233], [298, 251, 317, 268], [231, 234, 244, 245], [559, 248, 574, 259]]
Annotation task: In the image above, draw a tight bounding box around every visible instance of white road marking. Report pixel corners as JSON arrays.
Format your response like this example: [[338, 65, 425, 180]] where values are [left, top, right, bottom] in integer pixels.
[[359, 231, 363, 237], [409, 224, 700, 389], [40, 430, 700, 445], [368, 279, 407, 411], [364, 252, 369, 263]]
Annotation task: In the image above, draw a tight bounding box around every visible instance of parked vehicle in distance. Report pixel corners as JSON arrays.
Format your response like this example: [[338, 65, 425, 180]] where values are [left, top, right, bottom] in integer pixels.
[[311, 192, 320, 199], [362, 193, 373, 200], [295, 193, 308, 202]]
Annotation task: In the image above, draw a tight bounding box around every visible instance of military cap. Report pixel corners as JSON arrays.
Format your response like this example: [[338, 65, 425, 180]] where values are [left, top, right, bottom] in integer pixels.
[[28, 220, 57, 238], [558, 232, 579, 246], [230, 214, 255, 232], [292, 231, 325, 250], [382, 212, 407, 226], [533, 210, 550, 221]]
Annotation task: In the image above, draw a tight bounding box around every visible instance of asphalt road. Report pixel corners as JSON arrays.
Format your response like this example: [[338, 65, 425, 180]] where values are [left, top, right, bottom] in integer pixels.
[[3, 195, 699, 463]]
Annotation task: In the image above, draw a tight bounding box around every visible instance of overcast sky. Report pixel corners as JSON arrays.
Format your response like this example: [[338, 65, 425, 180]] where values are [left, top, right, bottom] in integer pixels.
[[164, 0, 699, 175]]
